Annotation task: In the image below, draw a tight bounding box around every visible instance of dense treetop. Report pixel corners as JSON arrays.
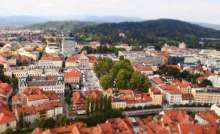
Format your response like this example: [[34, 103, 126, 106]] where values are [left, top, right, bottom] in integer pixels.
[[94, 57, 151, 92]]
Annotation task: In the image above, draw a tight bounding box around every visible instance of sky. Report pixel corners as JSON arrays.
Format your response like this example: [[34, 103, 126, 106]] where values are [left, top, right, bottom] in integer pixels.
[[1, 0, 220, 24]]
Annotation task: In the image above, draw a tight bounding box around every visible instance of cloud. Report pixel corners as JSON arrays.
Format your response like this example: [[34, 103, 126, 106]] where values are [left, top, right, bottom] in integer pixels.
[[0, 0, 220, 24]]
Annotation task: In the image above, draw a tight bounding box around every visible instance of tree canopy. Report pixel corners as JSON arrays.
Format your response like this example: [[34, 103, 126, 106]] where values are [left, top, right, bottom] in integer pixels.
[[94, 57, 151, 92]]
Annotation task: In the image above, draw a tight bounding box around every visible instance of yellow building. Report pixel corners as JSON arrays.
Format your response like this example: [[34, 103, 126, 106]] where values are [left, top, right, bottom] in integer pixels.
[[192, 88, 220, 104], [149, 87, 163, 105]]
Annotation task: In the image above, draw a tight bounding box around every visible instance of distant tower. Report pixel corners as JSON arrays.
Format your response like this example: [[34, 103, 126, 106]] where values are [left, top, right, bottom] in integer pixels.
[[18, 76, 28, 92], [61, 33, 64, 54], [57, 74, 64, 85]]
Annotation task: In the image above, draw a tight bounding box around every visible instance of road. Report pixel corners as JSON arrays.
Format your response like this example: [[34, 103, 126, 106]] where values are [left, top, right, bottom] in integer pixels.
[[81, 69, 102, 91]]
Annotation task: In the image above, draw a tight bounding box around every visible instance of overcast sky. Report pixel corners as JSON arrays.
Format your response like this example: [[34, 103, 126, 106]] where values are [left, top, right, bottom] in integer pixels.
[[1, 0, 220, 24]]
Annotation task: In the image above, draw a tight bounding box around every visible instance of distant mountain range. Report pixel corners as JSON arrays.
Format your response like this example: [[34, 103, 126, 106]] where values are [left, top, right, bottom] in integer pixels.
[[0, 16, 48, 27], [195, 23, 220, 30], [0, 15, 143, 27], [1, 15, 220, 30]]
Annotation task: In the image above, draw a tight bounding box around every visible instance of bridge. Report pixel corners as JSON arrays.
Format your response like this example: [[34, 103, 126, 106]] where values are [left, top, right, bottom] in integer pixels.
[[122, 107, 210, 116]]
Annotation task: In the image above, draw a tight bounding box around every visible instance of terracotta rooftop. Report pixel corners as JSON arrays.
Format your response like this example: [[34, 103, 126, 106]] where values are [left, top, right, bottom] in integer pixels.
[[0, 55, 6, 64], [0, 82, 12, 96], [72, 91, 85, 105], [196, 111, 220, 124], [17, 101, 62, 114], [41, 53, 62, 61], [64, 69, 81, 78], [66, 55, 79, 63], [84, 90, 102, 100], [27, 94, 49, 101], [160, 84, 181, 94], [87, 55, 97, 63], [172, 80, 192, 88], [150, 87, 161, 94], [0, 110, 16, 124], [132, 64, 153, 72], [151, 77, 164, 85], [166, 64, 181, 70], [162, 110, 191, 124], [179, 123, 217, 134], [98, 122, 113, 134]]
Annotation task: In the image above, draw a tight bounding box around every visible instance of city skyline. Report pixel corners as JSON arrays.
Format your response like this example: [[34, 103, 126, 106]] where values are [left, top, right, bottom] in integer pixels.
[[1, 0, 220, 24]]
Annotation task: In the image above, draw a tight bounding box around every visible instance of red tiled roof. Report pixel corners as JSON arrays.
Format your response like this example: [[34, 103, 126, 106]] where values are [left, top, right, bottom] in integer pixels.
[[64, 69, 80, 78], [72, 91, 85, 105], [23, 87, 44, 95], [0, 110, 16, 124], [167, 64, 181, 70], [84, 90, 102, 100], [0, 82, 12, 96], [98, 122, 113, 134], [172, 80, 192, 88], [132, 64, 153, 72], [27, 94, 48, 101], [0, 55, 6, 64], [88, 55, 97, 63], [197, 111, 220, 124], [66, 55, 79, 63], [150, 87, 161, 94], [179, 123, 217, 134], [151, 77, 164, 85], [17, 101, 62, 114], [160, 84, 177, 91], [162, 110, 190, 124], [41, 53, 62, 61]]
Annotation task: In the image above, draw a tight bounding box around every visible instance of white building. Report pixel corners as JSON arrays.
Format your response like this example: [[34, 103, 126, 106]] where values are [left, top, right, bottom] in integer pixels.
[[208, 75, 220, 87], [18, 75, 65, 95], [211, 104, 220, 116], [45, 42, 62, 54], [15, 101, 63, 123], [38, 53, 63, 69], [165, 91, 182, 105]]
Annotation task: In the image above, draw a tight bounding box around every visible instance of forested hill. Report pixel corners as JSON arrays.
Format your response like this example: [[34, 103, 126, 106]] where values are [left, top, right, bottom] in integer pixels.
[[74, 19, 220, 47]]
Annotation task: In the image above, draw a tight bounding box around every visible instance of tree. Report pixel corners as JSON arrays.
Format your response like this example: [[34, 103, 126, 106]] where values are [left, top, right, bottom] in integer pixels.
[[5, 128, 14, 134], [94, 58, 151, 92], [86, 97, 91, 116], [95, 96, 100, 113], [100, 74, 113, 90], [56, 114, 69, 127], [17, 112, 28, 129], [116, 69, 132, 89], [11, 74, 18, 93], [107, 95, 112, 110], [94, 57, 113, 78], [200, 79, 213, 87], [33, 118, 43, 128], [140, 78, 152, 92], [64, 88, 72, 105], [89, 99, 94, 113], [43, 118, 55, 128], [129, 71, 144, 90], [103, 95, 108, 112]]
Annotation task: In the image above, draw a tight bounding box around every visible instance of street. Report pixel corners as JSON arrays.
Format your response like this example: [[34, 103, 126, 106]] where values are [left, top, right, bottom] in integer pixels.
[[81, 69, 102, 91]]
